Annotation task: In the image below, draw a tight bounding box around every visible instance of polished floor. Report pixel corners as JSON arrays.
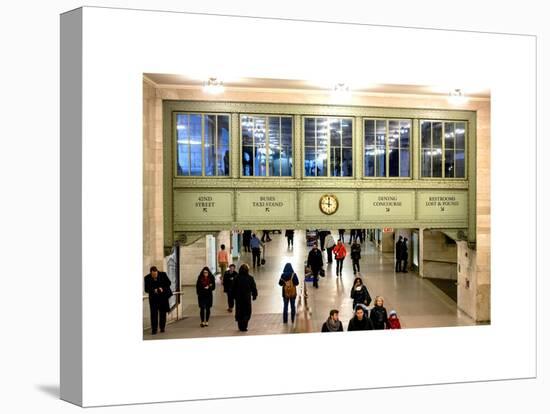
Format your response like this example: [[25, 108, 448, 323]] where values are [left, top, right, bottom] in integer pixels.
[[143, 230, 476, 340]]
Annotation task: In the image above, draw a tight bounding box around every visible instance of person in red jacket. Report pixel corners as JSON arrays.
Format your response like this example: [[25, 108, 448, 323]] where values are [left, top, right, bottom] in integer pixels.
[[387, 309, 402, 329], [332, 239, 347, 277]]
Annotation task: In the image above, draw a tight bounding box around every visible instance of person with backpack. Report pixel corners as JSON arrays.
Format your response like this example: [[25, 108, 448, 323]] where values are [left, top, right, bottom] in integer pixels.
[[278, 263, 300, 324]]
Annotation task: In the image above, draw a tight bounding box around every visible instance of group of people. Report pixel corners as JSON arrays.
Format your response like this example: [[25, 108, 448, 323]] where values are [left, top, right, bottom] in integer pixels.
[[321, 300, 402, 332], [395, 236, 409, 273]]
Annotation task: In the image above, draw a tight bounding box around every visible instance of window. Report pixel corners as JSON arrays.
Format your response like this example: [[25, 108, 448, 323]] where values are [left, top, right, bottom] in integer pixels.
[[241, 115, 293, 177], [364, 118, 411, 177], [304, 117, 353, 177], [175, 113, 230, 176], [421, 120, 466, 178]]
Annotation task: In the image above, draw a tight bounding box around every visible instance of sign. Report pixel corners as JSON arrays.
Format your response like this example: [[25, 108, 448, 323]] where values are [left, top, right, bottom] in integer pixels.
[[174, 191, 233, 223], [360, 191, 415, 221], [236, 191, 296, 221], [383, 227, 394, 233], [416, 191, 468, 221]]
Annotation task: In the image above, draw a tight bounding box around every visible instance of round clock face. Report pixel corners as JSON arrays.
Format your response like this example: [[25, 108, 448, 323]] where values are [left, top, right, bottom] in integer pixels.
[[319, 194, 339, 215]]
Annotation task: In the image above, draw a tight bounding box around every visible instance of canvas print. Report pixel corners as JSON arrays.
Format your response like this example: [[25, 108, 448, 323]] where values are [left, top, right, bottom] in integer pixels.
[[142, 74, 491, 340]]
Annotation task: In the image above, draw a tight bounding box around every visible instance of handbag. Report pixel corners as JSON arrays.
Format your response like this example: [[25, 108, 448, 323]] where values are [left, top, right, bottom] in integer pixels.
[[319, 268, 325, 277]]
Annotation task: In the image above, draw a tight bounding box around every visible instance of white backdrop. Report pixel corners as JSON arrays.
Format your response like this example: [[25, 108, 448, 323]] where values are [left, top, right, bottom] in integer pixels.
[[1, 0, 548, 413]]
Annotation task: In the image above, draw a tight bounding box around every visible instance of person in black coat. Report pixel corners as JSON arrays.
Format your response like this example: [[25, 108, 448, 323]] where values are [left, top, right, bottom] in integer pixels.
[[395, 235, 403, 272], [222, 264, 238, 313], [306, 242, 324, 289], [350, 241, 362, 274], [350, 276, 372, 310], [144, 266, 172, 335], [196, 267, 216, 327], [370, 296, 389, 329], [400, 238, 409, 273], [347, 304, 374, 331], [242, 230, 252, 252], [232, 264, 258, 332], [285, 229, 295, 248]]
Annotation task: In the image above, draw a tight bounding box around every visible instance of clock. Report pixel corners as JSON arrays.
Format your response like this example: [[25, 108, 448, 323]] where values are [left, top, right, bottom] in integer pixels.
[[319, 194, 339, 215]]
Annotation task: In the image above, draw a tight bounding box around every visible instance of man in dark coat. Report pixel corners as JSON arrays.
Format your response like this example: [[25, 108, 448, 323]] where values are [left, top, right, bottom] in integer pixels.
[[395, 236, 403, 272], [307, 242, 324, 288], [285, 229, 295, 248], [347, 304, 374, 331], [401, 237, 409, 273], [222, 264, 238, 312], [144, 266, 172, 335], [242, 230, 252, 252], [232, 264, 258, 332]]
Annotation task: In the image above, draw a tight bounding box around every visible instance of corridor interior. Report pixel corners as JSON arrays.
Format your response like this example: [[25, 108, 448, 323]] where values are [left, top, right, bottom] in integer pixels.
[[143, 230, 476, 339]]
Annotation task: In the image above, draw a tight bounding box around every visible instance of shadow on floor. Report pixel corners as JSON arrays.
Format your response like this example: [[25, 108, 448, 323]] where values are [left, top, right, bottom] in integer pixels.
[[425, 278, 457, 302], [36, 384, 60, 399]]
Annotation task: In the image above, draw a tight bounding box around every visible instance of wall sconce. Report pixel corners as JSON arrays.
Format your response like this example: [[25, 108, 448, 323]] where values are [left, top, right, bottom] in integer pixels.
[[203, 77, 224, 94], [448, 88, 467, 105], [331, 82, 351, 99]]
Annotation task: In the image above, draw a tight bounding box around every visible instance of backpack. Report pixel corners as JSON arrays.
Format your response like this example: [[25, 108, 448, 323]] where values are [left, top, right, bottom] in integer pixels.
[[283, 274, 297, 299]]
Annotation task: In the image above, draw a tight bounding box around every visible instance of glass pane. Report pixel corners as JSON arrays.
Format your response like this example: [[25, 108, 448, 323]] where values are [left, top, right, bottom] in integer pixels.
[[445, 122, 455, 150], [375, 120, 386, 145], [217, 116, 229, 176], [432, 148, 442, 177], [254, 146, 267, 176], [445, 149, 455, 178], [455, 122, 466, 150], [376, 146, 385, 177], [176, 114, 189, 176], [432, 122, 442, 148], [253, 117, 266, 146], [421, 121, 431, 148], [422, 148, 432, 177], [269, 145, 280, 176], [204, 115, 216, 176], [330, 119, 341, 147], [400, 148, 410, 177], [304, 118, 316, 146], [316, 149, 327, 176], [389, 120, 400, 149], [455, 149, 465, 177], [342, 119, 352, 147], [342, 147, 353, 177], [242, 116, 253, 146], [316, 118, 329, 149], [268, 117, 281, 148], [365, 146, 375, 177], [280, 145, 292, 176], [400, 120, 411, 148], [304, 147, 316, 177], [281, 117, 292, 147], [388, 148, 399, 177], [242, 146, 253, 176], [331, 147, 342, 176], [365, 120, 375, 146], [189, 115, 202, 176]]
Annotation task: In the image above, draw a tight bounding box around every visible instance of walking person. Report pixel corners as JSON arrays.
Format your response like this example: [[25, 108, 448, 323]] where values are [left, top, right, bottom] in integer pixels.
[[347, 304, 374, 331], [356, 229, 364, 244], [144, 266, 172, 335], [306, 242, 324, 288], [321, 309, 344, 332], [332, 239, 347, 277], [350, 240, 361, 274], [250, 233, 264, 268], [395, 235, 403, 272], [350, 277, 372, 311], [232, 264, 258, 332], [387, 310, 402, 329], [217, 244, 229, 277], [285, 229, 295, 248], [318, 229, 329, 250], [278, 263, 299, 324], [370, 296, 389, 330], [242, 230, 252, 252], [325, 232, 336, 264], [196, 267, 216, 327], [222, 264, 238, 313], [348, 228, 356, 244], [261, 230, 272, 242], [338, 229, 345, 241], [401, 237, 409, 273]]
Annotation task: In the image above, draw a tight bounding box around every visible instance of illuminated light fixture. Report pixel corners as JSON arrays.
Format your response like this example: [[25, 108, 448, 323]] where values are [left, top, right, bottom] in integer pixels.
[[448, 88, 467, 105], [331, 82, 351, 99], [203, 77, 224, 94]]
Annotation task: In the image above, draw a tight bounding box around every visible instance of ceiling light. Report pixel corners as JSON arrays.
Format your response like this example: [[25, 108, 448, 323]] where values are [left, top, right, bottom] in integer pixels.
[[448, 88, 467, 105], [203, 77, 224, 94]]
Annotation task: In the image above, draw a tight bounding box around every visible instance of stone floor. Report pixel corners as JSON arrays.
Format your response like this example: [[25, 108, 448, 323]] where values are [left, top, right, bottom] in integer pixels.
[[144, 230, 477, 340]]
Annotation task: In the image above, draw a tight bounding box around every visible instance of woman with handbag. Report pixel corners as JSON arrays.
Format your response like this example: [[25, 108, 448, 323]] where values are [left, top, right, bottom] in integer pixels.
[[196, 267, 216, 327], [350, 276, 372, 311]]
